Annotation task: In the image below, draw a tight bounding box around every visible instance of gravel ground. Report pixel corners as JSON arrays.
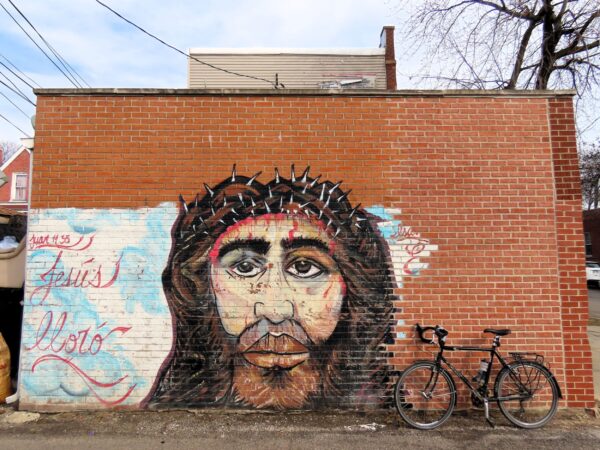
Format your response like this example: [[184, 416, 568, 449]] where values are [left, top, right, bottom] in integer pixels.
[[1, 404, 599, 449]]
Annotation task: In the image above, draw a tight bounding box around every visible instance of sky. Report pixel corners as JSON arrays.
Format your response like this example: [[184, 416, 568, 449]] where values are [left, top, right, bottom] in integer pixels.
[[0, 0, 415, 144], [0, 0, 597, 147]]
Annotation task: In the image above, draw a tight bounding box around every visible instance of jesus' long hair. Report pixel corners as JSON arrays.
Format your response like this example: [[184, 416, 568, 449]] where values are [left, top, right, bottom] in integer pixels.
[[146, 166, 397, 409]]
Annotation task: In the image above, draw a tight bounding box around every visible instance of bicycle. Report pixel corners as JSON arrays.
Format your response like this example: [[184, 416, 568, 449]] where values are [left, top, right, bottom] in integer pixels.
[[394, 324, 562, 430]]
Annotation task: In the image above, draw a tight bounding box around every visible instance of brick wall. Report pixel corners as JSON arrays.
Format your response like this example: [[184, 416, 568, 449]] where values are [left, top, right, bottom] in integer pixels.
[[19, 90, 594, 411]]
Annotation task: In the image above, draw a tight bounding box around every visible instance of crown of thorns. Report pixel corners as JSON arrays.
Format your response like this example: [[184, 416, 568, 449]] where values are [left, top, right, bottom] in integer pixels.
[[176, 165, 368, 242]]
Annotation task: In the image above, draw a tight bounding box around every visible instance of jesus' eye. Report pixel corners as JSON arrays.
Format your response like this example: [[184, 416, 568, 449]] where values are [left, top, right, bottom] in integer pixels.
[[231, 260, 264, 278], [286, 259, 325, 279]]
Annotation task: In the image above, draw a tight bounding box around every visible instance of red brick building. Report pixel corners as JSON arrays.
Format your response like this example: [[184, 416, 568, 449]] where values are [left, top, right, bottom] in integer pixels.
[[0, 147, 30, 212], [19, 89, 594, 412]]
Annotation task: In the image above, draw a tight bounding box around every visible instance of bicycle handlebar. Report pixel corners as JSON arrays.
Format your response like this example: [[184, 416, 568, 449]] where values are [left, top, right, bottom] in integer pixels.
[[415, 323, 448, 345]]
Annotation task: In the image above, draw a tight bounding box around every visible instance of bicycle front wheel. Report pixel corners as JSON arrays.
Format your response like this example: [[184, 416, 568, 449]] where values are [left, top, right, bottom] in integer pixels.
[[394, 362, 457, 430], [495, 361, 559, 429]]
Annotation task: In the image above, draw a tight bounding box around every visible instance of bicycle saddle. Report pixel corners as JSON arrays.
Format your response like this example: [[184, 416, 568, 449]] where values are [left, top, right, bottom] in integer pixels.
[[483, 328, 511, 336]]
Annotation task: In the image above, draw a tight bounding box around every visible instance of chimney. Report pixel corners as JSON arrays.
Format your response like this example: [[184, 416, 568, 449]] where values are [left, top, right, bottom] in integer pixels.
[[379, 26, 397, 90]]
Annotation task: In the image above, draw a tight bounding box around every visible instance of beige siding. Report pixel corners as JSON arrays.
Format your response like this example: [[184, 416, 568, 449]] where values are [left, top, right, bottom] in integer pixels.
[[188, 53, 386, 89]]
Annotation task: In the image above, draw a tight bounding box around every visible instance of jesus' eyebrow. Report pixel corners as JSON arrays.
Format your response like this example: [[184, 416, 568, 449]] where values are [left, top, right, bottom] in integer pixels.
[[281, 237, 329, 253], [218, 238, 270, 258]]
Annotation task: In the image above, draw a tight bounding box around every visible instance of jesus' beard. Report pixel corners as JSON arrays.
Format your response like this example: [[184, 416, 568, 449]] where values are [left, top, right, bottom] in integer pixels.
[[229, 319, 326, 409]]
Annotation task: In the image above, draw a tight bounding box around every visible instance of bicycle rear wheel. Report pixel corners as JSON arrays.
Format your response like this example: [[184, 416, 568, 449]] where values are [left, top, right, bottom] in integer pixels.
[[394, 362, 457, 430], [495, 361, 559, 429]]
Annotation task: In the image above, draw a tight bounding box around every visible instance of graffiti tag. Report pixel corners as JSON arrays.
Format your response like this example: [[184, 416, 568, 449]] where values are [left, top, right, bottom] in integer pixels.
[[391, 225, 430, 275], [29, 233, 95, 251]]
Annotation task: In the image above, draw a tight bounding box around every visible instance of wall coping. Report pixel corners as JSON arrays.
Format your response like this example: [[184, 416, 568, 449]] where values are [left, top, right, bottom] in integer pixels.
[[33, 88, 576, 98]]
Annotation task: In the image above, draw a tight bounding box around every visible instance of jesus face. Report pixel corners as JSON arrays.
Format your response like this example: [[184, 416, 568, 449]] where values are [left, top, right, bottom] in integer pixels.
[[208, 213, 346, 408]]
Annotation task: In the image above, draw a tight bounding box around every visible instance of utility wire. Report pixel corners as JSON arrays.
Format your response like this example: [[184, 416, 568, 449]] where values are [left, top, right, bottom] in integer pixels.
[[0, 77, 35, 106], [7, 0, 90, 88], [0, 2, 80, 87], [0, 111, 31, 137], [0, 52, 41, 88], [0, 59, 35, 89], [0, 90, 31, 119], [95, 0, 279, 88], [0, 67, 34, 103]]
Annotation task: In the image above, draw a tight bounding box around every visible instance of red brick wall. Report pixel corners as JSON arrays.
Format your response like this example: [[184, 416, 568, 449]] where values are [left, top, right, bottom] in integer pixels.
[[27, 91, 593, 409], [549, 98, 595, 407]]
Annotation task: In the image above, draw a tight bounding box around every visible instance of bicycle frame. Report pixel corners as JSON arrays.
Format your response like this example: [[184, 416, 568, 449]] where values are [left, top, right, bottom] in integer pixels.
[[434, 344, 525, 403]]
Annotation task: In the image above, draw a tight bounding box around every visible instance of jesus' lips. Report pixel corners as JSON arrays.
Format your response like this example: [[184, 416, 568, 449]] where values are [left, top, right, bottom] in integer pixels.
[[242, 333, 310, 369]]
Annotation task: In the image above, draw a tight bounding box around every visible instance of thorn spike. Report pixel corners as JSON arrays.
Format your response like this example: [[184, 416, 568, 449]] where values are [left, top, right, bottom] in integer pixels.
[[301, 166, 310, 182], [290, 193, 294, 204], [324, 195, 330, 208], [300, 202, 310, 208], [349, 204, 361, 218], [327, 218, 333, 227], [320, 184, 326, 201], [264, 201, 271, 213], [310, 175, 321, 188], [179, 195, 188, 213], [328, 182, 342, 194], [275, 168, 280, 183], [334, 228, 341, 238], [268, 186, 273, 198], [279, 196, 284, 209], [194, 194, 199, 208], [291, 164, 296, 182], [251, 198, 256, 207], [247, 171, 262, 185], [204, 184, 214, 197], [337, 189, 352, 202], [231, 164, 237, 182]]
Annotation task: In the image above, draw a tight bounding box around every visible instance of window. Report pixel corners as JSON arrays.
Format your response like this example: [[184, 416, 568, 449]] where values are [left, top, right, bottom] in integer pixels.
[[10, 172, 27, 202], [585, 232, 593, 256]]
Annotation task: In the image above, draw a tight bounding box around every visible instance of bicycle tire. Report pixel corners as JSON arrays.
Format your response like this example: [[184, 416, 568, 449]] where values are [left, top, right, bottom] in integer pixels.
[[495, 360, 559, 429], [394, 361, 457, 430]]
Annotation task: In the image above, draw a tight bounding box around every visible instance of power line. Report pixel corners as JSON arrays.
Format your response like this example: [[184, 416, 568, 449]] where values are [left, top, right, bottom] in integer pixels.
[[0, 90, 31, 119], [0, 52, 41, 88], [0, 59, 36, 90], [95, 0, 280, 88], [6, 0, 90, 88], [0, 77, 35, 107], [0, 111, 31, 137], [0, 67, 34, 103], [0, 1, 80, 87]]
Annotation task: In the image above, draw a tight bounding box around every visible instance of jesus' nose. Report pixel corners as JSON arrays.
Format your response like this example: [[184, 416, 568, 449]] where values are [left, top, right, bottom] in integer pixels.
[[254, 299, 294, 323]]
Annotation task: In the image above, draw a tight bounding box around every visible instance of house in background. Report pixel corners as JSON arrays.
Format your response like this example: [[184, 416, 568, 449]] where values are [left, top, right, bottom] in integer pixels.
[[0, 146, 30, 212], [584, 209, 600, 261], [188, 26, 396, 90]]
